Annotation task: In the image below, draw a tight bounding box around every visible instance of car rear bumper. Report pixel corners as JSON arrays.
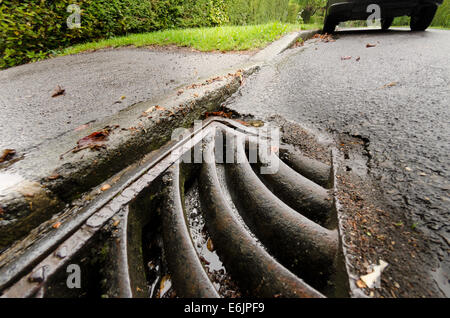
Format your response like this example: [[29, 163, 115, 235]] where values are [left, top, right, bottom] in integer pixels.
[[327, 0, 442, 21]]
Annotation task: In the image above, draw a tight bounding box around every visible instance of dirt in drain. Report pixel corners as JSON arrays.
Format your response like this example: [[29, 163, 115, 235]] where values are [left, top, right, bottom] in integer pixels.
[[184, 179, 242, 298], [142, 211, 176, 298]]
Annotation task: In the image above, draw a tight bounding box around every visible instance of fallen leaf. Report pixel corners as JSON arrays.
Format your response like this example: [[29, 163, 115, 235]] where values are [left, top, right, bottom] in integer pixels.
[[341, 56, 352, 60], [47, 173, 61, 181], [0, 206, 4, 215], [206, 76, 224, 84], [207, 238, 214, 252], [52, 222, 61, 229], [366, 43, 377, 48], [120, 95, 126, 100], [0, 149, 16, 163], [101, 184, 111, 191], [113, 219, 120, 227], [356, 57, 361, 62], [381, 82, 398, 89], [234, 119, 249, 126], [51, 85, 65, 97], [249, 120, 264, 127], [159, 275, 171, 296], [73, 130, 109, 153], [199, 255, 210, 265], [205, 111, 232, 119], [145, 105, 166, 113], [356, 280, 367, 288]]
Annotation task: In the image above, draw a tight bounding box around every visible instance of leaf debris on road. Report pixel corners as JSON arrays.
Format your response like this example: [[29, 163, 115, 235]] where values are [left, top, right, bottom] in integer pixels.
[[60, 125, 119, 159], [381, 82, 398, 89], [312, 33, 336, 43], [145, 105, 166, 114], [51, 85, 65, 97], [205, 111, 232, 119], [46, 173, 61, 181]]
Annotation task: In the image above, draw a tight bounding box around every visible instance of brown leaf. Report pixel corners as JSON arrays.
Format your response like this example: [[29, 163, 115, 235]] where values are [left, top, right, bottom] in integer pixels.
[[207, 238, 214, 252], [47, 173, 61, 181], [0, 206, 5, 215], [356, 280, 367, 288], [52, 222, 61, 229], [145, 105, 166, 113], [366, 43, 377, 48], [101, 184, 111, 191], [234, 119, 249, 126], [249, 120, 264, 128], [205, 111, 232, 119], [313, 33, 335, 43], [72, 129, 110, 153], [51, 85, 65, 97], [356, 57, 361, 62], [381, 82, 398, 89], [159, 275, 171, 295], [0, 149, 16, 163]]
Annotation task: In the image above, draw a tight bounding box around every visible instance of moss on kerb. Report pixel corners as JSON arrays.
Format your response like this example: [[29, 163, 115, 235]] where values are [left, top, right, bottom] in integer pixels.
[[0, 182, 64, 250]]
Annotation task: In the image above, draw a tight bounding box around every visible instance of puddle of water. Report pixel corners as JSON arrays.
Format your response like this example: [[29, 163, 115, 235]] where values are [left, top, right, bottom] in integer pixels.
[[184, 178, 241, 298]]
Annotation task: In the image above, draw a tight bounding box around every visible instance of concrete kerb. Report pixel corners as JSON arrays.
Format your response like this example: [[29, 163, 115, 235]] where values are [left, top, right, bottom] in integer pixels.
[[250, 29, 320, 63], [0, 29, 320, 252]]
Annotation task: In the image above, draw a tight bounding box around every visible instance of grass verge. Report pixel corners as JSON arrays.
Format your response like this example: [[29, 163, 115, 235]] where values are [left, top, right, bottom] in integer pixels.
[[62, 22, 316, 56]]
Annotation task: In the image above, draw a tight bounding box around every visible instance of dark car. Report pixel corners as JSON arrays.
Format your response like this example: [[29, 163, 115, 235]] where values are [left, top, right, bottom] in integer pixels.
[[323, 0, 444, 33]]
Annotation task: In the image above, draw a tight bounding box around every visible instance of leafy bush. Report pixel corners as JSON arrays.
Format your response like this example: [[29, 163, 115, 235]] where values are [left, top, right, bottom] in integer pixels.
[[432, 1, 449, 28], [226, 0, 291, 25], [393, 1, 449, 28]]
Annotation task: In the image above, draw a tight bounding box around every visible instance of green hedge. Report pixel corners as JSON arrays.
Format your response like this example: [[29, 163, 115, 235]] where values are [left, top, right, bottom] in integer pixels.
[[0, 0, 291, 69], [432, 1, 450, 28]]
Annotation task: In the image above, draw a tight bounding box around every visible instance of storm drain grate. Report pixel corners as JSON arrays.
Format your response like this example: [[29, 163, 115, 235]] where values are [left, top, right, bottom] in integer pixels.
[[0, 118, 349, 298]]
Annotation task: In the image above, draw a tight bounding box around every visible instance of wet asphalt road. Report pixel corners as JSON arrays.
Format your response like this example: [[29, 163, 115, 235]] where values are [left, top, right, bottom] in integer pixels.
[[0, 48, 248, 152], [225, 28, 449, 295]]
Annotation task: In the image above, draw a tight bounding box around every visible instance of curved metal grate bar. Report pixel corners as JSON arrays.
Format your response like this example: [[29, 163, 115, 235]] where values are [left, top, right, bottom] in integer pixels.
[[0, 118, 348, 298]]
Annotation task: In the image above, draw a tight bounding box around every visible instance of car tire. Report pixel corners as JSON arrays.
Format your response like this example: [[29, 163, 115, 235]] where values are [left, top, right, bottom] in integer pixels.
[[381, 17, 394, 31], [410, 5, 437, 31], [323, 16, 337, 34]]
